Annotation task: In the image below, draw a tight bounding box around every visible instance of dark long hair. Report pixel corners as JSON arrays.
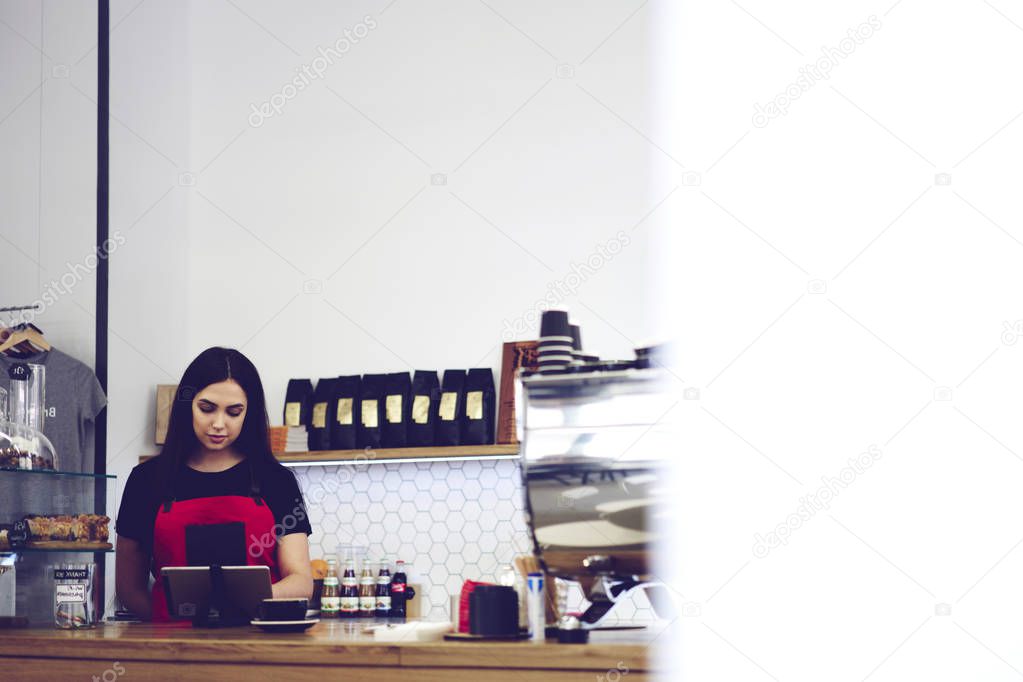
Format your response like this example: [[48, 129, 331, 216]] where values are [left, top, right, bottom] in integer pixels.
[[156, 347, 281, 501]]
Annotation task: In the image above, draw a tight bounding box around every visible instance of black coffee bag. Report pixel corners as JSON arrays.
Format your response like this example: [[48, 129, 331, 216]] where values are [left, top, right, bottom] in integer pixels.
[[283, 379, 315, 427], [381, 372, 411, 448], [330, 375, 361, 450], [357, 374, 386, 449], [435, 370, 466, 446], [307, 378, 336, 451], [463, 368, 496, 445], [407, 370, 440, 447]]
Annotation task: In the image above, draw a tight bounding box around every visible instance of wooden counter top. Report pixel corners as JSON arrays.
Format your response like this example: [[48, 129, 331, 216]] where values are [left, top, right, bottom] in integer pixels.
[[0, 620, 668, 681]]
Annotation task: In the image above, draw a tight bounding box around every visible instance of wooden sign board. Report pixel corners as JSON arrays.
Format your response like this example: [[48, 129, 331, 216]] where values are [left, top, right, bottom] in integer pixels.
[[155, 384, 177, 445], [497, 341, 539, 444]]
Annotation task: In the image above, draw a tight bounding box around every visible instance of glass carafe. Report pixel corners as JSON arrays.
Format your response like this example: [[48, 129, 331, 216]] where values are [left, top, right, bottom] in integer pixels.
[[0, 363, 58, 470]]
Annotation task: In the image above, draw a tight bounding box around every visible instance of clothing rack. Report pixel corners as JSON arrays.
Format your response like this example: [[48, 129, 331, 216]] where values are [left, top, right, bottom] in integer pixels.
[[0, 305, 41, 314]]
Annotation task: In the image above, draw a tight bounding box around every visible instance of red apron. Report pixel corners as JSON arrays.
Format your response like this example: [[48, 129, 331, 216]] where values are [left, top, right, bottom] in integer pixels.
[[150, 465, 281, 622]]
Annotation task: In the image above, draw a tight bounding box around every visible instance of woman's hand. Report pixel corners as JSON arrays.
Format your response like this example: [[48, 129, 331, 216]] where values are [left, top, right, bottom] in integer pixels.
[[271, 532, 313, 599], [115, 535, 153, 621]]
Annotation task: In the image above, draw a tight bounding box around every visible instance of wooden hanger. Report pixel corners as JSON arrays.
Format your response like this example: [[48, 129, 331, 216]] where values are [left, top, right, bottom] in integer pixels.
[[0, 323, 51, 355]]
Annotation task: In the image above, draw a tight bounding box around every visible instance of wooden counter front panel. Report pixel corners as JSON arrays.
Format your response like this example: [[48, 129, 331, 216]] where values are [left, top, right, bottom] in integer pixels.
[[11, 658, 653, 682], [0, 622, 659, 679]]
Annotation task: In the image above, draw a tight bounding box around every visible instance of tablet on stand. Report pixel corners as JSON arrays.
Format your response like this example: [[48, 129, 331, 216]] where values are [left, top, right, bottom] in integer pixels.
[[162, 565, 271, 628]]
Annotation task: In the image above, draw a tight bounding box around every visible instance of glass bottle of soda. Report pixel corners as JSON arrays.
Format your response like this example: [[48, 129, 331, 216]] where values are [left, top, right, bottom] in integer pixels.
[[358, 562, 376, 617], [340, 559, 359, 618], [375, 562, 392, 617], [390, 560, 408, 619], [320, 559, 340, 618]]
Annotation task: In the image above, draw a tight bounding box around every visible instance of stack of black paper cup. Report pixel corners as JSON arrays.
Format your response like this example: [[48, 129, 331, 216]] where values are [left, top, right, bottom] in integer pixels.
[[569, 322, 583, 365], [538, 310, 574, 372]]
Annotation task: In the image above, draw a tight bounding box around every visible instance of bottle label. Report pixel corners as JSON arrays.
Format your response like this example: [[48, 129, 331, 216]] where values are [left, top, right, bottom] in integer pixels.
[[321, 596, 340, 612], [359, 596, 376, 611], [376, 596, 391, 611], [392, 583, 405, 593], [340, 596, 359, 612]]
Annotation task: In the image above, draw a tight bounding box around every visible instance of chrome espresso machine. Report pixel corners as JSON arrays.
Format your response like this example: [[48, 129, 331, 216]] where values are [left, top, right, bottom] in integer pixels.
[[518, 362, 678, 627]]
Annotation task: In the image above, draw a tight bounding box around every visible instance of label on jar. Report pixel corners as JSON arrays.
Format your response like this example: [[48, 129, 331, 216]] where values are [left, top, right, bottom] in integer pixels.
[[8, 364, 31, 382], [55, 583, 86, 605]]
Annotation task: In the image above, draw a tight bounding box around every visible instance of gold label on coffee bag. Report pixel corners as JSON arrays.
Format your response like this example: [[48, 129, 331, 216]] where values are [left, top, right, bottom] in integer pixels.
[[285, 402, 301, 426], [466, 391, 484, 420], [337, 398, 353, 425], [439, 392, 457, 421], [362, 399, 378, 428], [412, 395, 430, 424], [386, 395, 402, 423], [312, 402, 327, 428]]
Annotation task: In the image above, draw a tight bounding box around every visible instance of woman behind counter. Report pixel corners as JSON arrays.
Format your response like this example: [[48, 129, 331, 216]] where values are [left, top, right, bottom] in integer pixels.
[[115, 347, 313, 621]]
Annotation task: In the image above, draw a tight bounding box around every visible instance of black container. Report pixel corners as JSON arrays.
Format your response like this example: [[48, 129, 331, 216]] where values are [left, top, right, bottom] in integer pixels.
[[357, 374, 386, 449], [329, 375, 361, 450], [469, 585, 519, 636], [259, 598, 307, 621], [435, 370, 467, 446], [381, 372, 412, 448], [283, 379, 315, 427], [407, 370, 440, 446], [539, 310, 571, 338], [307, 378, 336, 451], [462, 368, 496, 445]]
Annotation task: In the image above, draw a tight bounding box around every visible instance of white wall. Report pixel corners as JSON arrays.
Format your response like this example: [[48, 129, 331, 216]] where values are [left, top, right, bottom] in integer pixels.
[[106, 0, 665, 615], [0, 0, 97, 362], [0, 0, 99, 625], [107, 0, 663, 459]]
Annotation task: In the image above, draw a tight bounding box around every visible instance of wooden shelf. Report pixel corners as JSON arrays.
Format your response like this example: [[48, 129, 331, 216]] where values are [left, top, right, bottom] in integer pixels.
[[140, 444, 519, 465]]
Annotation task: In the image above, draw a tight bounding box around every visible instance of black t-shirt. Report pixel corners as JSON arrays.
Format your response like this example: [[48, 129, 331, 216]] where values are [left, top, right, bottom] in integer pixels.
[[115, 456, 313, 552]]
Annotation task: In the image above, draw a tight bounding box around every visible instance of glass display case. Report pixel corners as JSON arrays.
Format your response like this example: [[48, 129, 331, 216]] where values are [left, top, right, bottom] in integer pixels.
[[0, 364, 114, 626]]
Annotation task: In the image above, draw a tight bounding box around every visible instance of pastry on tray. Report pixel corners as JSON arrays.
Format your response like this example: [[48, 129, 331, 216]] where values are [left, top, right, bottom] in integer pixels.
[[22, 514, 110, 545]]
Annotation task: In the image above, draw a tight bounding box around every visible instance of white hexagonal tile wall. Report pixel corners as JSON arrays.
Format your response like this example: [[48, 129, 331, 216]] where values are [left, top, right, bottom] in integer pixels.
[[293, 458, 656, 622]]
